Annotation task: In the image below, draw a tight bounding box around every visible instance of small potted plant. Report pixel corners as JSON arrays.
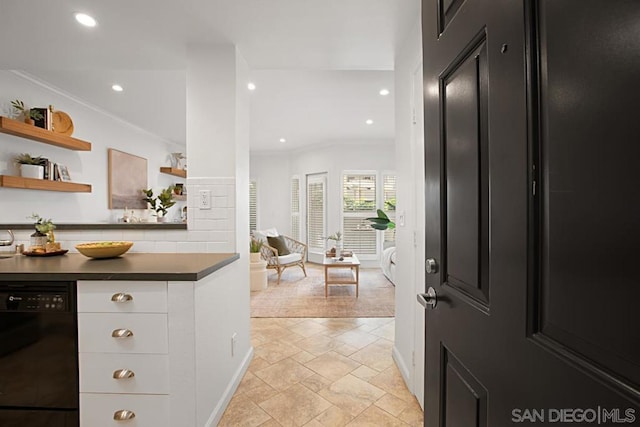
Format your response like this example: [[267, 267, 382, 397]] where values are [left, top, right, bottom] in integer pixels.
[[326, 231, 343, 255], [249, 238, 263, 263], [28, 214, 58, 253], [11, 99, 44, 125], [142, 186, 176, 222], [14, 153, 44, 179]]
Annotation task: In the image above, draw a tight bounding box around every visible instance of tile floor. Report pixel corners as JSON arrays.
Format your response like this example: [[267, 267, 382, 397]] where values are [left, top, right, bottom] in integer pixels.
[[219, 317, 424, 426]]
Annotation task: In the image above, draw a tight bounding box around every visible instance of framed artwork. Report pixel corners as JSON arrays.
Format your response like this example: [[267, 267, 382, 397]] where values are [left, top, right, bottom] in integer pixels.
[[108, 149, 147, 209], [57, 164, 72, 182]]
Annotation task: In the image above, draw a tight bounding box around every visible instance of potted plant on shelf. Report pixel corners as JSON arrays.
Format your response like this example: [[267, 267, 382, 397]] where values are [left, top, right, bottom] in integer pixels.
[[11, 99, 44, 125], [366, 209, 396, 230], [249, 238, 263, 263], [141, 186, 176, 222], [14, 153, 44, 179]]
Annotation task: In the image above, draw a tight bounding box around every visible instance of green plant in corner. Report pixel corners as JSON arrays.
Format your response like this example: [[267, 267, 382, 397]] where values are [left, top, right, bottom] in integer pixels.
[[10, 99, 44, 121], [366, 209, 396, 231], [250, 238, 263, 253], [326, 231, 342, 242]]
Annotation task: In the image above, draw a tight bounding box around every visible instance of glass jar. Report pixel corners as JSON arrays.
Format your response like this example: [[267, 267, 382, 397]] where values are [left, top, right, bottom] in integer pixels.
[[30, 231, 47, 252]]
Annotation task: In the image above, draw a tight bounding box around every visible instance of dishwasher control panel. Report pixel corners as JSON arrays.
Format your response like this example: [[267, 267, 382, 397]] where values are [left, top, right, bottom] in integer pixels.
[[0, 292, 68, 312]]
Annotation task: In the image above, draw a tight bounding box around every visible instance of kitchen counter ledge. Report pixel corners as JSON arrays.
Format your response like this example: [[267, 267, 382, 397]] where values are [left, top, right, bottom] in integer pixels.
[[0, 252, 239, 281]]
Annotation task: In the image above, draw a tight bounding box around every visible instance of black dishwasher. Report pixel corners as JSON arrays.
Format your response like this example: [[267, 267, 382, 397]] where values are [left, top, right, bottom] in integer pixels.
[[0, 282, 79, 427]]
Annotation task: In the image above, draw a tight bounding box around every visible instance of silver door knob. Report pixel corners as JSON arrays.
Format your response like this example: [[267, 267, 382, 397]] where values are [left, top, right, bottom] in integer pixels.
[[417, 287, 438, 309], [425, 258, 438, 274]]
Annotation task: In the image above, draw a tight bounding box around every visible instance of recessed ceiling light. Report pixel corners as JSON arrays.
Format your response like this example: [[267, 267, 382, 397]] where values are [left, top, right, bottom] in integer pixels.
[[279, 138, 286, 143], [366, 119, 374, 125], [111, 84, 124, 92], [247, 82, 256, 91], [74, 13, 97, 27], [379, 89, 390, 96]]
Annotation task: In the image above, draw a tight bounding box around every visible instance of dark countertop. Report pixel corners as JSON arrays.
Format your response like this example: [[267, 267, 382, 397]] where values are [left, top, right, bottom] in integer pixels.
[[0, 252, 239, 281]]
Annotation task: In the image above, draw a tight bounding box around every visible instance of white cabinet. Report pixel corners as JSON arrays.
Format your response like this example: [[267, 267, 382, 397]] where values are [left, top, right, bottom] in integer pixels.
[[78, 281, 169, 427], [80, 394, 169, 427]]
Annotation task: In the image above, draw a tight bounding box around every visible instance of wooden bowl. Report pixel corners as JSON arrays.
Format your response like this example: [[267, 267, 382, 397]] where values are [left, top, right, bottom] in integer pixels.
[[75, 241, 133, 259]]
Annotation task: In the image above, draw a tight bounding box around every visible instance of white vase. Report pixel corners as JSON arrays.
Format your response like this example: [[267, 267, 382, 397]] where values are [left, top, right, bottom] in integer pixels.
[[250, 252, 261, 263], [156, 215, 166, 223], [20, 164, 44, 179]]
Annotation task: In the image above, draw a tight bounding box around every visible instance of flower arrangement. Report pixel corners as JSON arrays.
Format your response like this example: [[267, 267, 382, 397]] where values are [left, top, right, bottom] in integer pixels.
[[141, 186, 176, 219]]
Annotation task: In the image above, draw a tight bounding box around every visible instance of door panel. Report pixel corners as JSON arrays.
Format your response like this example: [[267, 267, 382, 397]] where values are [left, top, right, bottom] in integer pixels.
[[422, 0, 640, 425], [442, 34, 490, 308], [535, 0, 640, 393], [306, 173, 327, 263]]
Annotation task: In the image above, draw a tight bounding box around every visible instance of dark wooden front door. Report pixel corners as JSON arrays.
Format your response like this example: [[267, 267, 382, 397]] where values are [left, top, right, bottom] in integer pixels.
[[421, 0, 640, 425]]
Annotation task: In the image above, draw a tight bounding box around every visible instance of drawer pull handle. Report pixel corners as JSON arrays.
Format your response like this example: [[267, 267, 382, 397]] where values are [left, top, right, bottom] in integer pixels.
[[113, 369, 136, 379], [111, 328, 134, 338], [113, 409, 136, 421], [111, 293, 133, 303]]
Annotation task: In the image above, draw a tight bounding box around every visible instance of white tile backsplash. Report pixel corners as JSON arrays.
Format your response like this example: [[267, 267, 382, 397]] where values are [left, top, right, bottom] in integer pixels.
[[7, 177, 237, 254]]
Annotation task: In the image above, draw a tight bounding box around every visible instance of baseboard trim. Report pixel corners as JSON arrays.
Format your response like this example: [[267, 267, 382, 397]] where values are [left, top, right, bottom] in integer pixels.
[[204, 346, 254, 427], [392, 345, 414, 396]]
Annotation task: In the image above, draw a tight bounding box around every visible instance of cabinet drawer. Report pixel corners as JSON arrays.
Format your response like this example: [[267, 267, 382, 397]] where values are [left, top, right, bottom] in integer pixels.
[[78, 313, 168, 354], [77, 281, 167, 313], [80, 393, 169, 427], [80, 353, 169, 394]]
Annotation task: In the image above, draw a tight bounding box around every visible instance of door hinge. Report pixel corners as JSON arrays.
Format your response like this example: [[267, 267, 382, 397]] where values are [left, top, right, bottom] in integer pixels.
[[412, 108, 417, 125], [412, 351, 415, 366], [532, 180, 537, 196]]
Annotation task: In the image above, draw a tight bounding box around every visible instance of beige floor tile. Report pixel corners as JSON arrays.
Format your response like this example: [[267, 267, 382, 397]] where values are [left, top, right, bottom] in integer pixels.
[[345, 405, 409, 426], [259, 419, 284, 427], [334, 329, 380, 349], [288, 319, 331, 337], [303, 420, 325, 427], [292, 350, 317, 364], [255, 340, 303, 364], [318, 374, 386, 417], [304, 351, 361, 381], [355, 318, 395, 332], [248, 356, 272, 373], [369, 366, 415, 403], [375, 393, 411, 417], [333, 343, 360, 357], [219, 394, 273, 427], [313, 405, 354, 426], [243, 382, 280, 404], [254, 357, 316, 391], [301, 373, 333, 393], [259, 383, 332, 427], [398, 398, 424, 426], [350, 365, 380, 382], [369, 322, 396, 340], [296, 334, 344, 356], [348, 339, 395, 372], [237, 371, 269, 394]]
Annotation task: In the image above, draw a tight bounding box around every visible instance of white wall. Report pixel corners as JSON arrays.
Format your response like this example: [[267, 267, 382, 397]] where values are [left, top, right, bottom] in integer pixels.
[[249, 153, 291, 234], [392, 17, 424, 406], [0, 70, 184, 223], [250, 141, 395, 265]]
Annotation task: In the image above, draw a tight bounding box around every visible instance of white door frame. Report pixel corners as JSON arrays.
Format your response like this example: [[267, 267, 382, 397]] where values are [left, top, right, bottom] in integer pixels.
[[306, 173, 327, 263]]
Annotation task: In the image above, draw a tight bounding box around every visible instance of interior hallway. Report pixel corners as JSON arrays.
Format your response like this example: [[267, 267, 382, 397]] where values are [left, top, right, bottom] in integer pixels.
[[219, 317, 423, 426]]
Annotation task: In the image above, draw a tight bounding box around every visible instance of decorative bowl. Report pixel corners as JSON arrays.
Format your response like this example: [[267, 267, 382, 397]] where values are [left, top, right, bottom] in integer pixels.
[[75, 241, 133, 259]]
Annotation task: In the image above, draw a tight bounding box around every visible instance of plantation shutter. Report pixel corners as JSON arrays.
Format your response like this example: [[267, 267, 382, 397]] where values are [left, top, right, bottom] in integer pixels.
[[249, 180, 257, 232], [307, 175, 326, 254], [291, 177, 300, 241], [383, 174, 396, 243], [342, 173, 377, 255]]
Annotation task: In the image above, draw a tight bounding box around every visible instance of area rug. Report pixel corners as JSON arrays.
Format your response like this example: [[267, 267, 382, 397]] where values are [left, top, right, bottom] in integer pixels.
[[251, 263, 395, 318]]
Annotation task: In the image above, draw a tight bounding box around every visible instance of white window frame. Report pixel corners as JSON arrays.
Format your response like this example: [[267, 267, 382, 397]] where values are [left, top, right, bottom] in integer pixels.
[[306, 173, 327, 263], [249, 179, 258, 232], [341, 170, 378, 261], [291, 175, 301, 241]]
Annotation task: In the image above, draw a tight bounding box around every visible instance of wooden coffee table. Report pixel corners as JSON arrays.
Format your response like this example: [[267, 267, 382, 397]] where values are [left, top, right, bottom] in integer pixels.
[[323, 254, 360, 297]]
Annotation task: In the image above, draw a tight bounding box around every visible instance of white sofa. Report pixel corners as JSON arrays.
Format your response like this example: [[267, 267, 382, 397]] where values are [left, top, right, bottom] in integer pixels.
[[381, 245, 396, 285]]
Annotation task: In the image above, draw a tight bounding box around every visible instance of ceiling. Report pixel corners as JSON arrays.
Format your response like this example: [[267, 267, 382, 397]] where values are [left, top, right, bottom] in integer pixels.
[[0, 0, 420, 150]]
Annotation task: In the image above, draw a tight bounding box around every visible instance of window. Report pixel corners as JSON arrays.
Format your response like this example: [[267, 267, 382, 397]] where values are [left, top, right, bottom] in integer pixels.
[[249, 180, 257, 232], [307, 174, 327, 257], [291, 177, 300, 241], [383, 174, 396, 243], [342, 173, 377, 255]]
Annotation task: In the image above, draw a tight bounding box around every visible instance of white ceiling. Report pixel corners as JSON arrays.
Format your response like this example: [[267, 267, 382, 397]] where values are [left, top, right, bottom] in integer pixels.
[[0, 0, 420, 150]]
